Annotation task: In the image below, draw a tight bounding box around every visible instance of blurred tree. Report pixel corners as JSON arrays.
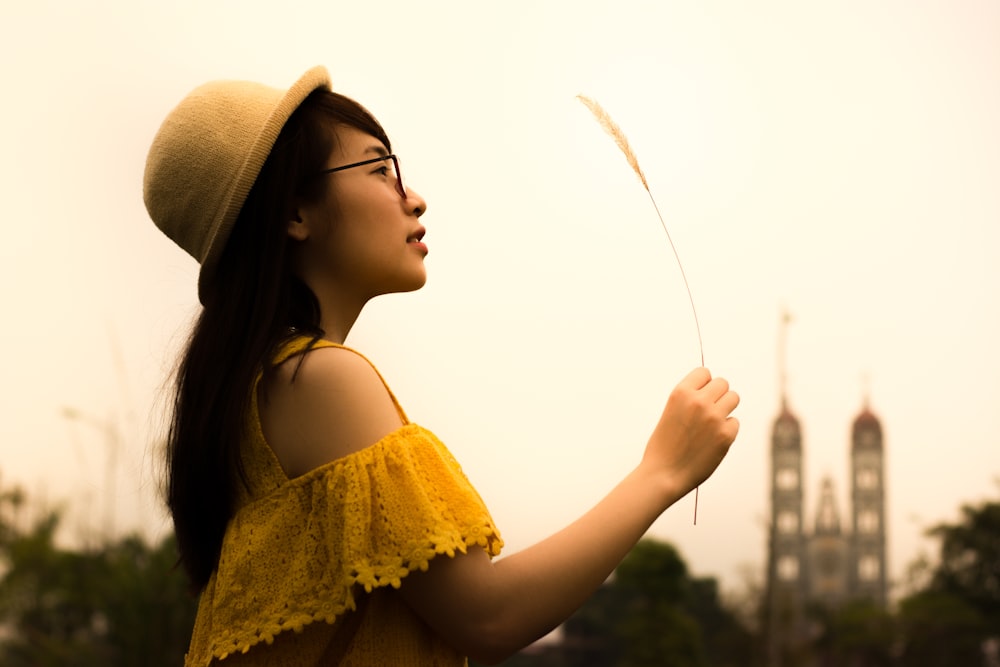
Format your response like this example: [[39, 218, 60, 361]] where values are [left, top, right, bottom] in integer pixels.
[[927, 497, 1000, 629], [896, 590, 986, 666], [559, 582, 627, 665], [809, 598, 895, 667], [484, 538, 759, 667], [94, 534, 199, 664], [895, 492, 1000, 666], [0, 509, 110, 665], [614, 540, 707, 667], [0, 481, 196, 666]]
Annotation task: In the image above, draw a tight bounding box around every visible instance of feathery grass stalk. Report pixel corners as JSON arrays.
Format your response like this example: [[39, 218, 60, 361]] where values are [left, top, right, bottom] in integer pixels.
[[576, 94, 704, 524]]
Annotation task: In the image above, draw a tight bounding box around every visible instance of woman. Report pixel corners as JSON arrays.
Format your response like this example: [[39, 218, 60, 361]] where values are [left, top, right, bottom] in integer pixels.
[[144, 66, 740, 666]]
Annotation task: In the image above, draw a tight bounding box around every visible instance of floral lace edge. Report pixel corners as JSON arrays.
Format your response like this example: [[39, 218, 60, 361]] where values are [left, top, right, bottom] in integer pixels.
[[196, 525, 503, 665]]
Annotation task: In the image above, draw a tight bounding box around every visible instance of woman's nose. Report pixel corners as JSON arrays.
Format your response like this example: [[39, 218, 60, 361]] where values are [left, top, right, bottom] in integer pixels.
[[406, 187, 427, 217]]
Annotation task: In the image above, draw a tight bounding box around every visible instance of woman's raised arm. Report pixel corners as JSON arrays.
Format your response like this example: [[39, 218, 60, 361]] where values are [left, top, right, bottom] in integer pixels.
[[398, 367, 739, 665]]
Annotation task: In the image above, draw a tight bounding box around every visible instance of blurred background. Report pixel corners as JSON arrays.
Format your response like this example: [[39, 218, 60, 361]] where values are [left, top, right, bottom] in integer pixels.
[[1, 1, 997, 663]]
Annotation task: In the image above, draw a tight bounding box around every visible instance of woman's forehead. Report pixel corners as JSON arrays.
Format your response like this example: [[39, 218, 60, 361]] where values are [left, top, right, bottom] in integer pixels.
[[331, 125, 388, 158]]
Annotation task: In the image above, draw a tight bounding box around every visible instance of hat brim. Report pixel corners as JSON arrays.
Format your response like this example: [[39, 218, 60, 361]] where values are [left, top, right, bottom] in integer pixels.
[[197, 66, 332, 304]]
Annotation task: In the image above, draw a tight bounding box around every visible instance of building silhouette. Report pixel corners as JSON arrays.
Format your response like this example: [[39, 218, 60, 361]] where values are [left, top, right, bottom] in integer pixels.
[[763, 316, 888, 664]]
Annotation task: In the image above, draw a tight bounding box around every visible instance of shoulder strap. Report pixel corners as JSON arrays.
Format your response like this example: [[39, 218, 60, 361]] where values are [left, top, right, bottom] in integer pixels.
[[272, 335, 409, 424]]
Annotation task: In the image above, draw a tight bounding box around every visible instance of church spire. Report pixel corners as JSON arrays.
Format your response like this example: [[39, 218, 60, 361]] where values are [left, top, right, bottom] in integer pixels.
[[815, 477, 842, 536], [779, 307, 793, 411]]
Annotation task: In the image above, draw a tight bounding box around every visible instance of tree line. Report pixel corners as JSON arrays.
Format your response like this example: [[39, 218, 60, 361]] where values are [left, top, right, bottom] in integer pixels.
[[0, 480, 195, 666], [1, 477, 997, 665], [478, 488, 1000, 667]]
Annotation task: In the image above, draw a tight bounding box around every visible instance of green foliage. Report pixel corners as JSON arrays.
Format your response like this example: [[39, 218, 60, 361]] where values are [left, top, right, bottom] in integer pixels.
[[897, 590, 987, 666], [0, 484, 197, 666], [484, 538, 757, 667], [927, 499, 1000, 627], [616, 539, 689, 598], [809, 598, 895, 667], [614, 541, 707, 667], [895, 494, 1000, 665]]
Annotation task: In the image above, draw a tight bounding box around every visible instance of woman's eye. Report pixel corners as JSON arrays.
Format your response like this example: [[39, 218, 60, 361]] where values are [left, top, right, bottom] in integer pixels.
[[374, 166, 390, 176]]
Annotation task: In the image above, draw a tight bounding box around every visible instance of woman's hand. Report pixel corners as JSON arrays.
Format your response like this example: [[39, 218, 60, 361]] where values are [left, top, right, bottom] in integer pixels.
[[641, 368, 740, 503]]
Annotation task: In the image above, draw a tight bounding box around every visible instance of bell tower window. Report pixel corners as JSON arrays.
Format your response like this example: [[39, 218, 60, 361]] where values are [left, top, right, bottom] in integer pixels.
[[859, 556, 880, 581], [858, 511, 879, 533], [778, 556, 799, 581], [856, 468, 878, 489], [778, 511, 798, 533], [776, 468, 798, 490]]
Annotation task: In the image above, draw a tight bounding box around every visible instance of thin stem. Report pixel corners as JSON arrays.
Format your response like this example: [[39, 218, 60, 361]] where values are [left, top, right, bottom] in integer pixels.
[[645, 191, 704, 525], [694, 487, 699, 525], [646, 192, 704, 367]]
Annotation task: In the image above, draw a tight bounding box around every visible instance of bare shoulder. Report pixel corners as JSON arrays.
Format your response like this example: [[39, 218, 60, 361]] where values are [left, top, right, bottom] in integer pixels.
[[260, 346, 405, 478]]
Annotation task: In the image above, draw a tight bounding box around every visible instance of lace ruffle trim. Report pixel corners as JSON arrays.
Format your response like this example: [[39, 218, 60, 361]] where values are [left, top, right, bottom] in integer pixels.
[[205, 526, 500, 663], [188, 425, 502, 665]]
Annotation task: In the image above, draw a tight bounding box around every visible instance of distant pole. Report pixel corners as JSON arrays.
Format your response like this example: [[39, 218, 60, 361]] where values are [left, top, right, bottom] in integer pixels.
[[60, 407, 119, 541]]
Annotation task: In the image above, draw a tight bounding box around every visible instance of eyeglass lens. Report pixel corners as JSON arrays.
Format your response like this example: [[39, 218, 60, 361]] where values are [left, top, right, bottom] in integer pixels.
[[390, 156, 406, 199]]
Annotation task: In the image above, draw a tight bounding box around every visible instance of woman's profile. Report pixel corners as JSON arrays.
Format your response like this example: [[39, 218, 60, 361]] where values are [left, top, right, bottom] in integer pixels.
[[144, 65, 740, 666]]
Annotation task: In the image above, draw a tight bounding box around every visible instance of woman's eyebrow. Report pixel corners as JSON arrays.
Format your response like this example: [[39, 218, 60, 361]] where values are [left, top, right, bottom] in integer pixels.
[[363, 145, 389, 157]]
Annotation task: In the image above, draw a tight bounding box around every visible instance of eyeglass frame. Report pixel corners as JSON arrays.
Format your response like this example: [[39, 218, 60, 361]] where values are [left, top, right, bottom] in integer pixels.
[[310, 154, 406, 199]]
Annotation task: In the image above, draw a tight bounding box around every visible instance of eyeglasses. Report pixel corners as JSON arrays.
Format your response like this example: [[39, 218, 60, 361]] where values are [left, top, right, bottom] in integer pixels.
[[312, 154, 406, 199]]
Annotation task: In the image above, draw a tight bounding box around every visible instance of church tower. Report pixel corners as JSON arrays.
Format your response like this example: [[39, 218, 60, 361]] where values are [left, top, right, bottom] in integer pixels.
[[768, 401, 806, 604], [849, 401, 888, 606], [763, 312, 892, 664], [765, 313, 808, 662]]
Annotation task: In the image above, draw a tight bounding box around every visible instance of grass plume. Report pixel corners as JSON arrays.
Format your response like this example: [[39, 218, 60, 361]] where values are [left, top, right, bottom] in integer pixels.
[[576, 94, 705, 523], [576, 95, 649, 190]]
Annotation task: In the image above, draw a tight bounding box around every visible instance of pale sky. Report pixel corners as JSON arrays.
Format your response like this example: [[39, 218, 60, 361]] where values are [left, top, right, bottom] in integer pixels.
[[2, 0, 998, 601]]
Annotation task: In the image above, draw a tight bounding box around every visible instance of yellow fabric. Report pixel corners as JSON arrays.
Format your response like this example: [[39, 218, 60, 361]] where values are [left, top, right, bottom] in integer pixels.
[[184, 338, 503, 666]]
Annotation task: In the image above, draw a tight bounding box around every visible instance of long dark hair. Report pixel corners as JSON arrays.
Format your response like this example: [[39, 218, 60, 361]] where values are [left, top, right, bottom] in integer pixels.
[[165, 89, 393, 593]]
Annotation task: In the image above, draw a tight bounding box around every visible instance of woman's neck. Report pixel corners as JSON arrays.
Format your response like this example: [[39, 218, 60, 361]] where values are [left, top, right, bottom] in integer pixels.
[[315, 288, 367, 345]]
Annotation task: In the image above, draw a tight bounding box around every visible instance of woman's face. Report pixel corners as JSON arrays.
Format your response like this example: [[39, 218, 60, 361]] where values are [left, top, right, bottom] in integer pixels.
[[292, 125, 429, 303]]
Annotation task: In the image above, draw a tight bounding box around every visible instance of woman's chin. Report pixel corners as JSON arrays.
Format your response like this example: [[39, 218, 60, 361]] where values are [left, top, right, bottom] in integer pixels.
[[382, 270, 427, 296]]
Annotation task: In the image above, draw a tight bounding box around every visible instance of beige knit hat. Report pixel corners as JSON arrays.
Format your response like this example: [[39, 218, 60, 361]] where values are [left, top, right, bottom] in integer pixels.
[[144, 66, 332, 303]]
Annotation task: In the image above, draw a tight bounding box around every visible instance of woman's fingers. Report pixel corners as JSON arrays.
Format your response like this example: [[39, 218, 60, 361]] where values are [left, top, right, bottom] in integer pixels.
[[703, 376, 730, 401], [717, 389, 740, 414], [681, 367, 712, 389]]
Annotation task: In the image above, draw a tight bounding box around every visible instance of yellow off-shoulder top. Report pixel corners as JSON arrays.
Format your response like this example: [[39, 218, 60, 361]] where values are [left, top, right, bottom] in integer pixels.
[[184, 337, 503, 666]]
